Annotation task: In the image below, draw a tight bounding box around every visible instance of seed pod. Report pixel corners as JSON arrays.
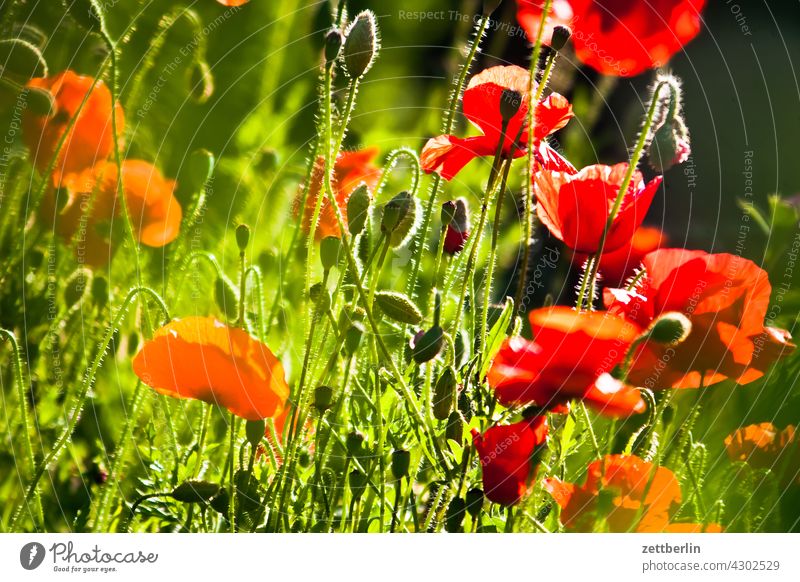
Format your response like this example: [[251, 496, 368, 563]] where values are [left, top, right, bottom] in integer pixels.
[[499, 89, 523, 122], [320, 236, 342, 271], [348, 470, 368, 500], [214, 275, 239, 320], [347, 184, 371, 236], [188, 60, 214, 105], [391, 449, 411, 480], [171, 480, 220, 503], [381, 191, 417, 248], [344, 321, 365, 356], [375, 291, 422, 325], [343, 10, 379, 79], [314, 385, 335, 413], [346, 431, 365, 457], [550, 25, 572, 51], [646, 311, 692, 346], [445, 411, 464, 444], [445, 497, 467, 533], [245, 419, 266, 447], [235, 224, 250, 252], [324, 28, 344, 63], [412, 325, 444, 364], [465, 487, 484, 518], [0, 38, 48, 79], [432, 367, 458, 421]]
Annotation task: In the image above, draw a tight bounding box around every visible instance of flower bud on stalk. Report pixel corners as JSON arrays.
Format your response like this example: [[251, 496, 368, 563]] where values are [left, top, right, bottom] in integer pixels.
[[646, 74, 691, 173], [446, 411, 464, 443], [375, 291, 423, 325], [550, 25, 572, 52], [381, 190, 417, 247], [443, 198, 470, 255], [314, 385, 335, 413], [499, 88, 523, 122], [346, 431, 365, 457], [91, 275, 109, 309], [245, 419, 266, 447], [343, 10, 379, 79], [412, 325, 444, 364], [347, 184, 371, 236], [320, 235, 342, 271], [465, 487, 484, 518], [391, 449, 411, 480], [214, 275, 239, 320], [236, 223, 250, 252], [324, 28, 343, 64], [432, 366, 458, 421], [344, 321, 365, 356], [445, 497, 467, 533], [348, 470, 368, 500], [0, 38, 48, 79], [64, 268, 91, 307], [171, 480, 221, 504], [646, 311, 692, 346]]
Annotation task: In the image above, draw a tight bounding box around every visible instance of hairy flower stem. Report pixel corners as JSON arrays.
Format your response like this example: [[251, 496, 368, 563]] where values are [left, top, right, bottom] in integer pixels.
[[0, 329, 43, 528], [10, 286, 169, 531], [451, 119, 509, 342], [227, 411, 237, 532], [407, 13, 491, 298], [578, 80, 668, 311]]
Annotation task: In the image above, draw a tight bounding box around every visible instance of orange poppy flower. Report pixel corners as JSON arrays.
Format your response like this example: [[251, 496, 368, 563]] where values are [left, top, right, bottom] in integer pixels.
[[535, 163, 662, 254], [487, 306, 645, 417], [39, 160, 182, 266], [472, 415, 549, 506], [544, 455, 711, 532], [132, 316, 289, 421], [23, 70, 124, 183], [604, 249, 796, 389], [298, 147, 380, 240], [725, 423, 799, 485], [574, 226, 668, 287], [421, 65, 573, 180]]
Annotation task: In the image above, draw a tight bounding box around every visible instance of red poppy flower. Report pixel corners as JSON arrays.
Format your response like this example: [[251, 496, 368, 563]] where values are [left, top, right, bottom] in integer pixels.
[[487, 306, 645, 417], [545, 455, 691, 532], [39, 160, 182, 266], [471, 415, 549, 506], [132, 316, 289, 421], [724, 423, 799, 486], [421, 65, 572, 180], [216, 0, 249, 6], [297, 147, 380, 239], [535, 163, 662, 254], [516, 0, 574, 45], [574, 225, 668, 287], [23, 71, 124, 183], [604, 249, 796, 389]]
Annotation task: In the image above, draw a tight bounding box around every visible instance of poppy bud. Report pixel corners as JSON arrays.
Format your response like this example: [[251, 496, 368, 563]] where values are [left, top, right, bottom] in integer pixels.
[[454, 330, 468, 367], [440, 200, 457, 227], [443, 199, 469, 255], [344, 321, 365, 356], [209, 488, 229, 514], [482, 0, 503, 15], [391, 449, 411, 480], [432, 366, 457, 421], [171, 480, 221, 503], [0, 38, 48, 80], [446, 411, 464, 443], [188, 60, 214, 104], [500, 89, 523, 122], [314, 385, 335, 413], [343, 10, 379, 79], [347, 184, 371, 236], [412, 325, 444, 364], [320, 236, 342, 271], [646, 311, 692, 346], [445, 497, 467, 533], [324, 28, 344, 64], [126, 331, 140, 358], [346, 431, 365, 457], [61, 0, 102, 31], [23, 86, 55, 116], [309, 282, 331, 312], [348, 470, 368, 500], [380, 190, 409, 233], [647, 120, 691, 173], [550, 25, 572, 51], [185, 148, 215, 194], [465, 487, 484, 518], [245, 419, 266, 447], [91, 275, 109, 309], [64, 268, 90, 307], [375, 291, 422, 326], [235, 223, 250, 252], [214, 275, 239, 320]]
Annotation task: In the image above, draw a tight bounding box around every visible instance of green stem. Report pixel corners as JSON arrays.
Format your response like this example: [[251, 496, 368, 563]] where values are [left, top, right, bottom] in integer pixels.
[[227, 412, 237, 532]]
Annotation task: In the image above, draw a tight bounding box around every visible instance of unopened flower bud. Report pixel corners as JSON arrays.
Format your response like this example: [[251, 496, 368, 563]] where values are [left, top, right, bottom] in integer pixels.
[[375, 291, 422, 325], [391, 449, 411, 480], [91, 275, 108, 309], [440, 200, 457, 227], [235, 223, 250, 252], [465, 487, 484, 518], [432, 366, 457, 421], [550, 25, 572, 51], [344, 321, 365, 356], [647, 120, 691, 173], [245, 419, 266, 447], [314, 385, 335, 413], [446, 411, 464, 443], [343, 11, 379, 79], [186, 148, 215, 194], [500, 89, 523, 122], [309, 282, 331, 311], [381, 191, 417, 248], [347, 184, 371, 236], [214, 275, 239, 320], [444, 198, 469, 255], [0, 38, 47, 80], [348, 470, 368, 499], [320, 235, 342, 271], [412, 325, 444, 364], [171, 480, 221, 504], [646, 311, 692, 345], [127, 332, 140, 358], [324, 28, 344, 63], [445, 497, 467, 533]]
